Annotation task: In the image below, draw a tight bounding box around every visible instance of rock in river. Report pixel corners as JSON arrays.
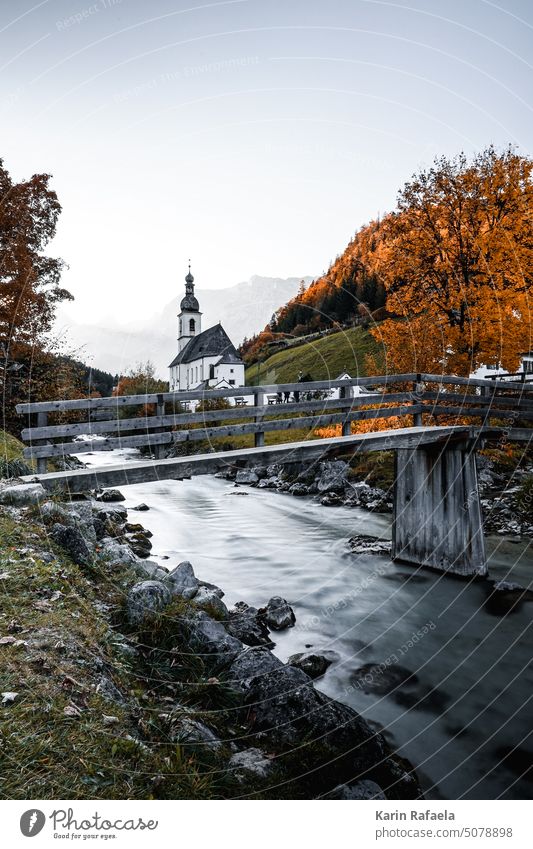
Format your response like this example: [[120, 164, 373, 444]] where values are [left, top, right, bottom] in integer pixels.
[[261, 596, 296, 630], [288, 650, 339, 679]]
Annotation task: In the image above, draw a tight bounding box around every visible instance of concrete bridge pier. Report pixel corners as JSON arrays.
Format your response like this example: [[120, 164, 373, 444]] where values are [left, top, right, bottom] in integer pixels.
[[392, 440, 487, 577]]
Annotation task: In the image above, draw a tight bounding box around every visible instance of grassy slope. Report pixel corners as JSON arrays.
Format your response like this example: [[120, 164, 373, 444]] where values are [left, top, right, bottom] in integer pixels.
[[0, 507, 230, 799], [1, 430, 27, 463], [246, 326, 380, 385]]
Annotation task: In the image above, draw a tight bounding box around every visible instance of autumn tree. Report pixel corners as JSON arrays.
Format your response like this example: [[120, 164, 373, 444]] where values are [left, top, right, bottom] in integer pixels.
[[372, 146, 532, 374], [0, 159, 71, 352], [114, 361, 168, 417]]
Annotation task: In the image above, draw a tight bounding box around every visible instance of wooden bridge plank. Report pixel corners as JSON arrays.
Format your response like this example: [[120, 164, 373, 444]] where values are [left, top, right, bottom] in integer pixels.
[[21, 426, 475, 493]]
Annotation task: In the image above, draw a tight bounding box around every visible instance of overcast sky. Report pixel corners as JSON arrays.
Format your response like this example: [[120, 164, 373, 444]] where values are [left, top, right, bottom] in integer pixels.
[[1, 0, 532, 325]]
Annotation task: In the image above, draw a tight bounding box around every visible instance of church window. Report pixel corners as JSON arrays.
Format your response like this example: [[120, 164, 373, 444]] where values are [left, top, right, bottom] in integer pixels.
[[189, 318, 195, 334], [195, 366, 198, 382], [209, 364, 215, 380], [179, 319, 182, 335], [229, 379, 235, 386]]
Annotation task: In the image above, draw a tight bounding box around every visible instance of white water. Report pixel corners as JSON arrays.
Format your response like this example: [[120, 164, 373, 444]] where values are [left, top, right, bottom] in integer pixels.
[[82, 445, 533, 800]]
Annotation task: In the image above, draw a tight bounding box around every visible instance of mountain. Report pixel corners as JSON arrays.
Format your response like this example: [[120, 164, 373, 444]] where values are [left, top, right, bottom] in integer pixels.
[[56, 275, 314, 378], [241, 221, 387, 365]]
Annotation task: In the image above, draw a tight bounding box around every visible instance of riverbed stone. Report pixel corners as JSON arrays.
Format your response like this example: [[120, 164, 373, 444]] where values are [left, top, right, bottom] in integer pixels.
[[227, 646, 284, 693], [288, 650, 339, 679], [228, 747, 273, 782], [134, 560, 169, 581], [99, 538, 137, 567], [235, 469, 259, 485], [227, 602, 273, 647], [193, 586, 229, 619], [0, 483, 46, 506], [170, 714, 223, 750], [316, 460, 349, 493], [180, 610, 243, 671], [262, 596, 296, 630], [50, 523, 93, 566], [126, 580, 172, 626], [165, 560, 199, 599], [245, 664, 389, 774], [96, 489, 125, 503]]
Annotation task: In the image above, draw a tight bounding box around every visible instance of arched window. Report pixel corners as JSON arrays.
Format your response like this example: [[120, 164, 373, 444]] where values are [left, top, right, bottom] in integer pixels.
[[189, 318, 195, 334]]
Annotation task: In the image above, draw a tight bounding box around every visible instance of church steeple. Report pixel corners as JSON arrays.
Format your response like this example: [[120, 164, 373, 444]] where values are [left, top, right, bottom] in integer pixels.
[[178, 261, 202, 351]]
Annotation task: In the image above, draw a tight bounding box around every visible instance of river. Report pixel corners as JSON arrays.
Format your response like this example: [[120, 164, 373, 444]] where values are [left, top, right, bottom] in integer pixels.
[[82, 445, 533, 800]]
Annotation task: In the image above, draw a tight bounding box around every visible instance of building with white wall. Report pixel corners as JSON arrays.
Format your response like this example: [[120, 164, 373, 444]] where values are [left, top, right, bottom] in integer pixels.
[[168, 266, 245, 395]]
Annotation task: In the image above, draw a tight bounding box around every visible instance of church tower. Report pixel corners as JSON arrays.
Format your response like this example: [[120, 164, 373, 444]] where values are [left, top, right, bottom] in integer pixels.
[[178, 263, 202, 352]]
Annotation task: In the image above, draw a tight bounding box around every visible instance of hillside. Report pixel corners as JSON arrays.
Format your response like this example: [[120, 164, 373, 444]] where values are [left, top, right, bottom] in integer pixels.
[[246, 325, 381, 385], [241, 220, 386, 366]]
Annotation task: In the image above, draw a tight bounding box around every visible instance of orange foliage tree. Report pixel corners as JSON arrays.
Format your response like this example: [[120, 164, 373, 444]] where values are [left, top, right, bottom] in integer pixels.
[[372, 146, 532, 375]]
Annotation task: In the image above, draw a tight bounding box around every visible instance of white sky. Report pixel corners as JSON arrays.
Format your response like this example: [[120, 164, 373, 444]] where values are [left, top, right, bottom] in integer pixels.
[[1, 0, 532, 324]]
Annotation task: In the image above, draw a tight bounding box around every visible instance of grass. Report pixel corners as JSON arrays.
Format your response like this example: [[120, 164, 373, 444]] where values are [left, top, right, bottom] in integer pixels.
[[0, 429, 33, 477], [246, 325, 381, 385]]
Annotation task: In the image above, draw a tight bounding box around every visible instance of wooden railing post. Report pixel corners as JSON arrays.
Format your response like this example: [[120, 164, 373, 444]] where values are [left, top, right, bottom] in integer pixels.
[[340, 384, 353, 436], [412, 374, 423, 427], [36, 412, 48, 474], [254, 390, 264, 447], [154, 394, 165, 459]]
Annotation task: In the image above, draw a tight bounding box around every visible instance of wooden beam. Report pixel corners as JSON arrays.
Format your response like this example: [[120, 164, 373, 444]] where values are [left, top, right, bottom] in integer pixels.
[[15, 373, 421, 414], [21, 426, 476, 493]]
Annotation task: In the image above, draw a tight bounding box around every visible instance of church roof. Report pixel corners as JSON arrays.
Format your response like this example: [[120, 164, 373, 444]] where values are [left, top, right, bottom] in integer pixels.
[[168, 323, 243, 368]]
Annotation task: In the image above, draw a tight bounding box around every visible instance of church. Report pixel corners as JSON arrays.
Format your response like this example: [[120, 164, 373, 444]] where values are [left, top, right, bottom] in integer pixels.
[[168, 266, 245, 393]]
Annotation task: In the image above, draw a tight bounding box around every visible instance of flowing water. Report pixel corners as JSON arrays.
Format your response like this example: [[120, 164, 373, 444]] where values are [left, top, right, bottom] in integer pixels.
[[83, 446, 533, 800]]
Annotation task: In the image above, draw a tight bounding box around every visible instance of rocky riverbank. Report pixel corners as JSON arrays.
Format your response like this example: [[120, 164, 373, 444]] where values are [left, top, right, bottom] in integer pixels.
[[216, 452, 533, 538], [0, 481, 423, 800]]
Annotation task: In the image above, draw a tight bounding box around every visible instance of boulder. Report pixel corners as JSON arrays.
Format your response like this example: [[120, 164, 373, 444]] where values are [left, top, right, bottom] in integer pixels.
[[170, 715, 223, 751], [180, 610, 243, 671], [126, 580, 172, 626], [134, 560, 169, 581], [245, 664, 389, 771], [227, 602, 273, 647], [96, 489, 125, 502], [197, 580, 224, 598], [262, 596, 296, 630], [227, 646, 284, 693], [131, 503, 150, 511], [91, 501, 128, 521], [0, 483, 46, 506], [235, 469, 259, 485], [165, 560, 199, 600], [328, 780, 386, 799], [316, 460, 349, 493], [228, 748, 273, 782], [193, 586, 229, 619], [50, 523, 93, 566], [288, 483, 309, 497], [288, 650, 339, 679], [65, 502, 97, 549], [98, 538, 137, 567]]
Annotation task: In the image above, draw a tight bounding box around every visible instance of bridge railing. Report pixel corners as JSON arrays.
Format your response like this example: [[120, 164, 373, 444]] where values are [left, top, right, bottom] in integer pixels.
[[15, 373, 533, 473]]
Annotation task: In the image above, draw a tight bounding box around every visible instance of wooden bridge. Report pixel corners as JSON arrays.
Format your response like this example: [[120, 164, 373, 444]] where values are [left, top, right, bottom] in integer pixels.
[[16, 372, 533, 578]]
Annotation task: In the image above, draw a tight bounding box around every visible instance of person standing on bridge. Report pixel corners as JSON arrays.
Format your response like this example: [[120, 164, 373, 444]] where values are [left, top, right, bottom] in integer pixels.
[[294, 371, 305, 402]]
